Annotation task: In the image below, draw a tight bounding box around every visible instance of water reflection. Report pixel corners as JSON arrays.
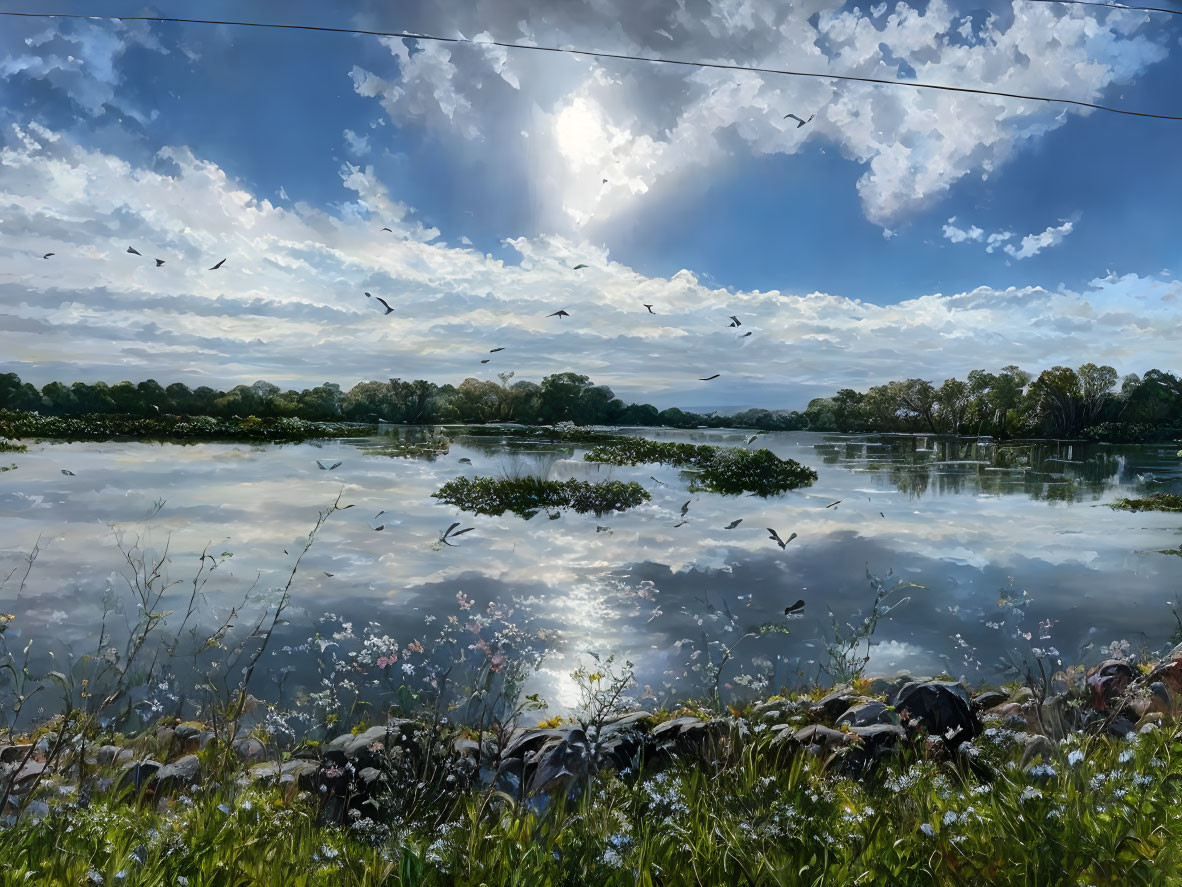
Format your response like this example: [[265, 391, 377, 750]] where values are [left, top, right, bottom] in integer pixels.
[[0, 428, 1179, 715]]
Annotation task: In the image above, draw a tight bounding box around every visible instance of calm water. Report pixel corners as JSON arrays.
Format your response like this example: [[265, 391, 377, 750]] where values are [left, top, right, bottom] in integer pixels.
[[2, 428, 1180, 710]]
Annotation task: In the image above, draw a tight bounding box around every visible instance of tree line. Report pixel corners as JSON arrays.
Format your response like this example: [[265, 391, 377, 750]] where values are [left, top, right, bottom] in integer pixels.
[[801, 364, 1182, 440], [2, 364, 1179, 438]]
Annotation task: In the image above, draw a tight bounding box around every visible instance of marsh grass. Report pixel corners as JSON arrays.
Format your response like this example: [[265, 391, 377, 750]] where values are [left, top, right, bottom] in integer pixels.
[[583, 438, 817, 496], [432, 475, 650, 518], [3, 713, 1182, 885], [1109, 494, 1182, 513], [0, 411, 371, 443]]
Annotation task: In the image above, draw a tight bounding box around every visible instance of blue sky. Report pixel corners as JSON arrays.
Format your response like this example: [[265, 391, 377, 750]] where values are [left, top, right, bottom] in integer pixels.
[[0, 0, 1179, 410]]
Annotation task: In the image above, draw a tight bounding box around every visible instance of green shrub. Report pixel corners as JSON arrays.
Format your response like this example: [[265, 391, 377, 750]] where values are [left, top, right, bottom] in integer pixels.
[[1109, 494, 1182, 513]]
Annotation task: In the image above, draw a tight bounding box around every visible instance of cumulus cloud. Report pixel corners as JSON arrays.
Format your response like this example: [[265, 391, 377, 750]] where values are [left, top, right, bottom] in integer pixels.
[[343, 128, 370, 156], [1003, 220, 1075, 260], [1, 124, 1178, 411], [943, 217, 1073, 259], [346, 0, 1168, 229]]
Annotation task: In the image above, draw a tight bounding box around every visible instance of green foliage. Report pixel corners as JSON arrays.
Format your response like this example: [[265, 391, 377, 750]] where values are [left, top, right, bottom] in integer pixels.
[[0, 411, 369, 443], [1109, 494, 1182, 513], [432, 475, 651, 517], [584, 438, 817, 496], [0, 439, 26, 453]]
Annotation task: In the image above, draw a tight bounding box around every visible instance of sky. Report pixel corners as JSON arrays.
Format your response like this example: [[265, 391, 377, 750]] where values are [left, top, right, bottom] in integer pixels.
[[0, 0, 1179, 412]]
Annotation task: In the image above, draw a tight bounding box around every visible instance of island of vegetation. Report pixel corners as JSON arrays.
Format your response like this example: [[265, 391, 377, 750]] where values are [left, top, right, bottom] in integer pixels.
[[432, 476, 651, 517]]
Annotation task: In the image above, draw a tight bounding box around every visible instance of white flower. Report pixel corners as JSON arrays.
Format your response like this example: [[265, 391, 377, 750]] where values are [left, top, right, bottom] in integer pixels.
[[1067, 749, 1084, 767], [920, 823, 935, 837]]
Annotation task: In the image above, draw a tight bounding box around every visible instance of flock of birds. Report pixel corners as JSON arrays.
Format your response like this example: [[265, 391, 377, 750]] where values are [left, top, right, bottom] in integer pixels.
[[41, 246, 229, 270], [360, 238, 757, 381]]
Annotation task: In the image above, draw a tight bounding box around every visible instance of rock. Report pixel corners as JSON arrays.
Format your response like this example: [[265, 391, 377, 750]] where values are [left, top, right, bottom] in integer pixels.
[[1020, 734, 1054, 769], [152, 755, 201, 793], [3, 759, 47, 792], [1146, 641, 1182, 697], [0, 744, 34, 764], [233, 736, 267, 762], [808, 687, 858, 723], [528, 728, 590, 796], [894, 681, 980, 747], [1150, 681, 1172, 710], [356, 766, 384, 787], [1104, 714, 1138, 738], [793, 724, 851, 749], [972, 691, 1008, 712], [1009, 687, 1035, 704], [865, 674, 915, 699], [96, 745, 123, 766], [502, 728, 566, 761], [603, 710, 655, 730], [173, 723, 203, 742], [982, 702, 1023, 719], [836, 701, 900, 728], [1086, 659, 1134, 711], [117, 760, 161, 794]]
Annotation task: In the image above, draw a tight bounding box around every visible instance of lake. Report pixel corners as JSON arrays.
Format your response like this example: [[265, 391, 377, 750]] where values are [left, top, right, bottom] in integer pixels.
[[1, 428, 1180, 715]]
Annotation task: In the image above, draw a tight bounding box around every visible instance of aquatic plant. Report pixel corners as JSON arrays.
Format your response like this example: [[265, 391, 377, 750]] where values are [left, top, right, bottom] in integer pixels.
[[1109, 494, 1182, 513], [583, 439, 817, 496], [432, 475, 650, 517], [0, 410, 371, 443]]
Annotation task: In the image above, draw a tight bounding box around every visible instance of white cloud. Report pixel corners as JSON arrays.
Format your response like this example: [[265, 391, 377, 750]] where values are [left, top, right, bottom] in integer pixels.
[[348, 0, 1168, 229], [1004, 220, 1075, 260], [0, 125, 1178, 411], [943, 217, 1073, 260], [343, 128, 370, 157]]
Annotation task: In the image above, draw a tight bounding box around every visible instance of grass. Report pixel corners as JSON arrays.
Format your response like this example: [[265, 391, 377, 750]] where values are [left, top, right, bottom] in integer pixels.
[[583, 438, 818, 496], [1109, 494, 1182, 513], [3, 710, 1181, 885], [0, 439, 26, 453], [0, 411, 372, 443], [432, 475, 651, 517]]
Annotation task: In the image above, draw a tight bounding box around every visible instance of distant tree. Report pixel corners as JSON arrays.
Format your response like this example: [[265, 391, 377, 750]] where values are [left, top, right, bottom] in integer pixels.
[[935, 378, 970, 434], [41, 381, 78, 415], [538, 373, 594, 424]]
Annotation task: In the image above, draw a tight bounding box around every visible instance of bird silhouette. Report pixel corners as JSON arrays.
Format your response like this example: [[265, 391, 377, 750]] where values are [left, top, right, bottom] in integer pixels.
[[365, 293, 395, 315], [767, 528, 797, 549], [489, 347, 505, 353], [209, 258, 226, 270], [480, 359, 490, 364], [746, 433, 762, 446], [573, 264, 589, 270], [649, 475, 665, 486], [739, 331, 752, 338], [126, 246, 142, 256], [155, 259, 165, 267], [457, 458, 471, 464], [784, 599, 806, 615], [373, 524, 385, 532], [680, 500, 690, 517], [316, 460, 342, 471], [60, 469, 75, 476], [41, 252, 54, 259], [728, 315, 742, 327], [596, 525, 612, 533], [643, 304, 655, 314], [548, 309, 570, 318], [323, 572, 334, 578], [381, 227, 392, 232], [783, 113, 814, 128], [440, 522, 475, 546], [724, 519, 742, 529], [700, 374, 721, 381], [824, 499, 842, 508], [673, 520, 688, 528]]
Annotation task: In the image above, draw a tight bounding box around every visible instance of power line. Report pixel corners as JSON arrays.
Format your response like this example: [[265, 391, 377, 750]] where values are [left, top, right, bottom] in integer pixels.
[[1, 10, 1180, 122], [1020, 0, 1182, 16]]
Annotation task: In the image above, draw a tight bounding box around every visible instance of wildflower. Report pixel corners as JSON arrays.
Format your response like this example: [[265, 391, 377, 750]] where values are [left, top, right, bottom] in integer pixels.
[[1118, 749, 1134, 764], [1067, 749, 1084, 767], [920, 823, 935, 837], [217, 804, 231, 815], [1020, 787, 1043, 802], [86, 871, 103, 885], [943, 811, 959, 826]]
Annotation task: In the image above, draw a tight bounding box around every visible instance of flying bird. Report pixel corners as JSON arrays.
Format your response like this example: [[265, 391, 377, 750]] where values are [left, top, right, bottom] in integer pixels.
[[745, 433, 762, 446], [480, 359, 490, 364], [783, 113, 814, 128], [155, 259, 165, 267], [439, 522, 476, 546], [61, 469, 75, 476], [596, 525, 612, 533], [316, 460, 342, 471], [209, 258, 226, 270], [784, 599, 806, 615], [373, 525, 385, 532], [548, 511, 561, 520], [728, 315, 742, 327], [41, 252, 54, 259], [381, 227, 392, 232], [548, 309, 570, 318], [126, 246, 142, 256], [880, 512, 886, 518], [365, 293, 395, 315], [643, 304, 655, 314], [458, 458, 472, 464], [673, 520, 688, 528], [700, 374, 721, 381], [573, 264, 589, 270], [739, 331, 752, 338], [680, 500, 690, 517], [489, 347, 505, 353], [601, 178, 608, 184], [649, 475, 665, 486], [724, 519, 742, 529], [323, 572, 334, 578], [824, 499, 842, 508], [767, 528, 797, 549]]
